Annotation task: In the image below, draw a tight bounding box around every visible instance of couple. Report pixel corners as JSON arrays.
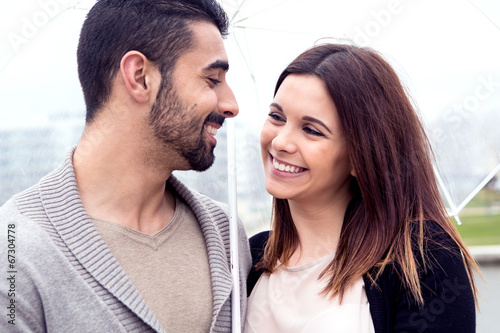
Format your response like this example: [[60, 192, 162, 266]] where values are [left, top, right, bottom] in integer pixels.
[[0, 0, 478, 332]]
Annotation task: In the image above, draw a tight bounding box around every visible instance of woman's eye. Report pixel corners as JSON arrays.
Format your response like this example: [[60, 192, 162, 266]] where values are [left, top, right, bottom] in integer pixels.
[[303, 126, 324, 136], [268, 112, 285, 122]]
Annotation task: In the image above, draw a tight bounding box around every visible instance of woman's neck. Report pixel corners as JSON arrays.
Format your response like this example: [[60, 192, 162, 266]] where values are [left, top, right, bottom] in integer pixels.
[[287, 194, 351, 267]]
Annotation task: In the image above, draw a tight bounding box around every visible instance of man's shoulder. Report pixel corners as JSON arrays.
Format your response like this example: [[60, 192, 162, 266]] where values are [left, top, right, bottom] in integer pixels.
[[0, 197, 53, 256], [0, 181, 45, 223], [0, 197, 18, 216], [0, 148, 73, 220], [0, 194, 36, 226]]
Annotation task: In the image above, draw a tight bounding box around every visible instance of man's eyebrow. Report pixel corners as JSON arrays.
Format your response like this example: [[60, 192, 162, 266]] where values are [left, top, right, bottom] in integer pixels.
[[302, 116, 332, 134], [202, 60, 229, 72]]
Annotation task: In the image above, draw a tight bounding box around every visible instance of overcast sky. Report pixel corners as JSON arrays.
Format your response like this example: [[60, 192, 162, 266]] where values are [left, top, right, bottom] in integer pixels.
[[1, 0, 499, 128]]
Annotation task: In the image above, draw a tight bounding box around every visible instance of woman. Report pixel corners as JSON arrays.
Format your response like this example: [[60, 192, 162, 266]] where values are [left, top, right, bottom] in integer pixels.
[[245, 44, 479, 333]]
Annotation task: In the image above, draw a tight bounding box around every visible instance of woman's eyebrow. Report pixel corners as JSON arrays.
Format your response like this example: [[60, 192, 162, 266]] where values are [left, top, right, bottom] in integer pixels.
[[302, 116, 332, 134], [270, 103, 283, 112]]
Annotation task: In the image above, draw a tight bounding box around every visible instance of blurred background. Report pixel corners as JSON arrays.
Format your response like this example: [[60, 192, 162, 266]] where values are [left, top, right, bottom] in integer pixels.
[[1, 0, 499, 331]]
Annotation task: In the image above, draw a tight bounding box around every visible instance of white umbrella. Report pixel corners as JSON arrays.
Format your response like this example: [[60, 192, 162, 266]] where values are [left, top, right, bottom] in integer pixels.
[[2, 2, 498, 221], [220, 0, 500, 229], [1, 0, 499, 330]]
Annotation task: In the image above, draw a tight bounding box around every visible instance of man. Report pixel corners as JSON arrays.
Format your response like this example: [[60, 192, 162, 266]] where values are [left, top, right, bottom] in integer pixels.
[[0, 0, 251, 332]]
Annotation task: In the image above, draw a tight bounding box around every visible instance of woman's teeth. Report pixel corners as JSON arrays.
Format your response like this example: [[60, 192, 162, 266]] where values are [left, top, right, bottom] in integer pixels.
[[273, 158, 304, 173]]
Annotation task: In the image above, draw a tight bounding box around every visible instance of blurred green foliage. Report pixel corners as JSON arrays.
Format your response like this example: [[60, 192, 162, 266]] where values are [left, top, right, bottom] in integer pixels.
[[456, 187, 500, 246]]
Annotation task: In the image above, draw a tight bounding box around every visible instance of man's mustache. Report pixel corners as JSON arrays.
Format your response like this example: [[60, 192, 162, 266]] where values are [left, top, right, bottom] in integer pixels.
[[205, 112, 225, 126]]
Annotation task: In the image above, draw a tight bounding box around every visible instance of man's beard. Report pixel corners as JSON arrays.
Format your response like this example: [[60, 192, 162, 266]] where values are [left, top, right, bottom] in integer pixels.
[[148, 85, 225, 171]]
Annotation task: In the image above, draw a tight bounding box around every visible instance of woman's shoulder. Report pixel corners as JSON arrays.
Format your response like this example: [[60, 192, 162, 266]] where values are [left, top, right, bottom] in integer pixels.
[[365, 220, 476, 332], [249, 231, 270, 265], [249, 230, 270, 248], [366, 219, 470, 300], [413, 220, 462, 263], [247, 230, 271, 296]]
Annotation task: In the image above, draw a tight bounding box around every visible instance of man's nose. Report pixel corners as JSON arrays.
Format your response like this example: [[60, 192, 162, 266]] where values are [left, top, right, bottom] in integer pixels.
[[217, 83, 239, 118]]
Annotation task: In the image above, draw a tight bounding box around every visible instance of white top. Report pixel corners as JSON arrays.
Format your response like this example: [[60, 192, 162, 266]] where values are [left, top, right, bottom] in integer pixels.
[[244, 253, 375, 333]]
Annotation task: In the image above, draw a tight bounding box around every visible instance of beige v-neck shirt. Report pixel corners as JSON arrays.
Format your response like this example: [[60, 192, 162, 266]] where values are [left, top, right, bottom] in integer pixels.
[[244, 253, 374, 333], [91, 196, 212, 332]]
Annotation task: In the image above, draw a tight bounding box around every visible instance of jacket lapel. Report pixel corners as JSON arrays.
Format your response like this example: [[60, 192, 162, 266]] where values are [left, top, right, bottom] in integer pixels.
[[38, 149, 163, 332]]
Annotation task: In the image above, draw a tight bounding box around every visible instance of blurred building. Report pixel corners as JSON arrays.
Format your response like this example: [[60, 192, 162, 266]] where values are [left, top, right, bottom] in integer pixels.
[[0, 113, 83, 205]]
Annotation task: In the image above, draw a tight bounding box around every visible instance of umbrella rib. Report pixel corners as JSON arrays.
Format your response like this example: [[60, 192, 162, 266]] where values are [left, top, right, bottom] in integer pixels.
[[232, 0, 295, 25], [466, 0, 500, 31], [433, 165, 459, 217], [232, 25, 328, 37], [233, 34, 261, 108], [233, 37, 256, 84], [456, 163, 500, 214], [229, 0, 248, 23]]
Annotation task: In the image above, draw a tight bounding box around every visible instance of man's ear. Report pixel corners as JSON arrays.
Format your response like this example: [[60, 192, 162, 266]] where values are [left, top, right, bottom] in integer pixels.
[[120, 51, 157, 104]]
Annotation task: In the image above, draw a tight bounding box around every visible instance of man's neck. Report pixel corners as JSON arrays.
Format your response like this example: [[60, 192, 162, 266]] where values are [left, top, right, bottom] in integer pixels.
[[73, 128, 176, 235]]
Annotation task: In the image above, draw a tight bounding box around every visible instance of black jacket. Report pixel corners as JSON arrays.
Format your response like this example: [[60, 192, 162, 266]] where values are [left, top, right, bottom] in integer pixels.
[[247, 224, 475, 332]]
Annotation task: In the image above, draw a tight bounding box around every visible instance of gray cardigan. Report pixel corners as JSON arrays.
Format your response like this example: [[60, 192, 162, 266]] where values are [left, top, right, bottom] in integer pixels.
[[0, 149, 252, 332]]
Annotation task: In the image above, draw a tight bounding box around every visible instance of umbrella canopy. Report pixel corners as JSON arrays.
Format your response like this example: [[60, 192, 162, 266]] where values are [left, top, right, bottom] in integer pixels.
[[0, 1, 499, 332], [1, 0, 499, 225], [221, 0, 500, 229]]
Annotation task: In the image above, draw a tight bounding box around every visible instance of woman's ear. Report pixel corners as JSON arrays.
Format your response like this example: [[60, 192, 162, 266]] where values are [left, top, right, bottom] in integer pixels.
[[350, 167, 356, 177], [120, 51, 158, 104]]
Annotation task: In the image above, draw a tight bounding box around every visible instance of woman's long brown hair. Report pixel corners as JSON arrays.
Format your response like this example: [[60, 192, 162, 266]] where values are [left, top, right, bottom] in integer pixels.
[[260, 43, 479, 306]]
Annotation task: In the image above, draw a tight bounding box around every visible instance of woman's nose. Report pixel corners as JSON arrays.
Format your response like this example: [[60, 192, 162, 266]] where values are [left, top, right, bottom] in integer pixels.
[[271, 126, 297, 154]]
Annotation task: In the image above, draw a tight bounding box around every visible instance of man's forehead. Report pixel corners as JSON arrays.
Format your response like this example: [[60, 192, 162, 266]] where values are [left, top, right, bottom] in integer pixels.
[[184, 21, 229, 71]]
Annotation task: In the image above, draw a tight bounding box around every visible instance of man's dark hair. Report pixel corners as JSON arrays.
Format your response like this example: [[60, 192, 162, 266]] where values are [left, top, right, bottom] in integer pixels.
[[77, 0, 229, 123]]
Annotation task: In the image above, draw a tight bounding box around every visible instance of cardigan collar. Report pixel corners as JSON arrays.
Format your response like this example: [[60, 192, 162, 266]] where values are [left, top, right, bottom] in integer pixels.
[[37, 148, 232, 332]]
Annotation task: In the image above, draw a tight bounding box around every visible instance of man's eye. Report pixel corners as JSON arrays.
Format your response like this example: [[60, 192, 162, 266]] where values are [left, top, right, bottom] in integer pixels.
[[208, 78, 221, 86]]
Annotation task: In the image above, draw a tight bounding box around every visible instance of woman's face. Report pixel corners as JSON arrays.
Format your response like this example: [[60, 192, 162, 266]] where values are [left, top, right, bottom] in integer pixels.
[[260, 74, 353, 205]]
